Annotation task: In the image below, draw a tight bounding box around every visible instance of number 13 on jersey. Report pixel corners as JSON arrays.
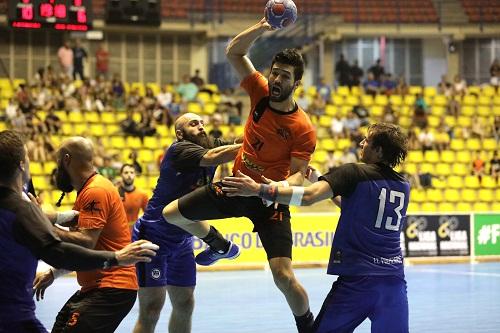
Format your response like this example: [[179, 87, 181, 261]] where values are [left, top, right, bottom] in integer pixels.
[[375, 188, 406, 231]]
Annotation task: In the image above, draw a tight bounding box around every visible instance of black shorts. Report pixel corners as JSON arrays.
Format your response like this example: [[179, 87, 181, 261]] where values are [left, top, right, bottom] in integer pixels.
[[52, 288, 137, 333], [178, 182, 293, 259]]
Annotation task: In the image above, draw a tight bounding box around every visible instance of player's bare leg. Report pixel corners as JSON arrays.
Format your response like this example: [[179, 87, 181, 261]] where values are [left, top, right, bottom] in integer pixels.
[[133, 287, 167, 333], [163, 200, 211, 238], [166, 286, 195, 333]]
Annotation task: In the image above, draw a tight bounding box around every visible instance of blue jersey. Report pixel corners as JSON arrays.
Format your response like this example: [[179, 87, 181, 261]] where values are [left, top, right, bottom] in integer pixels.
[[135, 140, 219, 240], [320, 163, 410, 277], [0, 187, 60, 325]]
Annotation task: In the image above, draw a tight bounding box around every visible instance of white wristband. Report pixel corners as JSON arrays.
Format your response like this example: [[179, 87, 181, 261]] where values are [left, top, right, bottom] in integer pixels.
[[279, 180, 290, 187], [50, 268, 71, 279], [290, 186, 305, 206], [55, 210, 78, 224]]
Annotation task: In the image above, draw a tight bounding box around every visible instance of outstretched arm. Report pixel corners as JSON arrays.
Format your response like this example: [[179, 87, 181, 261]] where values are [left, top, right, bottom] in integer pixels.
[[226, 18, 273, 80], [200, 144, 242, 167], [222, 170, 334, 206]]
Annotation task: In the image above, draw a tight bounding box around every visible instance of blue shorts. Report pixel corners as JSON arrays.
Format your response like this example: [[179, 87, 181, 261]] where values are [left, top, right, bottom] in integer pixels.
[[132, 220, 196, 288], [314, 275, 408, 333]]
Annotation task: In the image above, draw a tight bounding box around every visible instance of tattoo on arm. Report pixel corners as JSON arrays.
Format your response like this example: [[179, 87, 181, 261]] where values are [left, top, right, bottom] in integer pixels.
[[259, 184, 278, 202]]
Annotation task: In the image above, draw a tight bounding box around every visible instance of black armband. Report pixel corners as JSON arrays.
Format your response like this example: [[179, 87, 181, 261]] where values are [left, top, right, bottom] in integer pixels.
[[259, 184, 278, 202]]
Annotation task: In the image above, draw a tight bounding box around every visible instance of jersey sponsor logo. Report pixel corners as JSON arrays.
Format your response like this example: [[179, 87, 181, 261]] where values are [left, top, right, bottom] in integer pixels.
[[276, 127, 291, 141], [242, 153, 265, 173], [151, 268, 161, 280], [83, 200, 101, 214]]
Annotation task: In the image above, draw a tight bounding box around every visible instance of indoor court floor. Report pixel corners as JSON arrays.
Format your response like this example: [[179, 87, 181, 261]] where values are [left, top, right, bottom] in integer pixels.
[[35, 262, 500, 332]]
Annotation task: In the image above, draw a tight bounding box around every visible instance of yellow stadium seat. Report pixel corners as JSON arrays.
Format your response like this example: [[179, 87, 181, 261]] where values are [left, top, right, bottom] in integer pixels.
[[420, 163, 434, 173], [204, 102, 217, 115], [427, 115, 440, 128], [411, 188, 426, 203], [461, 106, 474, 117], [371, 106, 383, 117], [447, 176, 463, 189], [493, 106, 500, 116], [74, 124, 88, 135], [84, 111, 100, 123], [463, 95, 477, 106], [337, 86, 350, 96], [110, 136, 126, 149], [432, 177, 446, 189], [407, 150, 424, 163], [332, 95, 344, 105], [32, 176, 50, 190], [443, 115, 456, 127], [319, 116, 332, 128], [68, 112, 84, 123], [493, 96, 500, 105], [197, 91, 211, 104], [478, 96, 491, 106], [478, 189, 494, 202], [345, 96, 359, 106], [457, 116, 472, 127], [361, 95, 373, 106], [337, 138, 351, 150], [374, 95, 388, 106], [456, 202, 472, 212], [440, 150, 455, 163], [433, 95, 447, 107], [444, 188, 460, 202], [495, 189, 500, 202], [389, 95, 402, 106], [187, 102, 202, 113], [451, 163, 468, 176], [456, 150, 471, 163], [426, 188, 443, 202], [482, 138, 497, 151], [101, 113, 115, 124], [89, 124, 105, 137], [146, 83, 160, 95], [481, 176, 497, 189], [351, 86, 362, 96], [482, 85, 495, 96], [143, 136, 159, 149], [325, 105, 337, 116], [126, 137, 142, 149], [30, 162, 43, 175], [473, 202, 490, 211], [320, 138, 335, 151], [491, 202, 500, 211], [424, 86, 437, 97], [398, 116, 412, 128], [402, 163, 417, 175], [476, 106, 490, 117], [430, 106, 445, 117], [424, 150, 440, 163], [450, 139, 465, 151], [464, 176, 480, 189], [138, 149, 154, 163], [409, 86, 422, 95], [421, 202, 437, 212], [466, 138, 481, 151], [43, 161, 56, 174], [461, 189, 477, 202], [312, 150, 327, 163], [438, 202, 455, 212], [407, 202, 420, 212], [435, 163, 451, 176], [106, 124, 120, 135]]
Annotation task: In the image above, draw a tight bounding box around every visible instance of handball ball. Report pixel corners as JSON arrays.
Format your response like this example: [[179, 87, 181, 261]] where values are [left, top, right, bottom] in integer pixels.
[[264, 0, 298, 29]]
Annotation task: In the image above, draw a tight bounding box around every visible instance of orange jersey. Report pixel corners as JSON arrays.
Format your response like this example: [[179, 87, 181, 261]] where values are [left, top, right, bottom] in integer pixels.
[[121, 187, 149, 226], [233, 71, 316, 182], [73, 174, 138, 293]]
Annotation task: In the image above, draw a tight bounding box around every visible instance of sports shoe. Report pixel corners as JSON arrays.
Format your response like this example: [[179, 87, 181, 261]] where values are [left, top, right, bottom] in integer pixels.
[[195, 241, 241, 266]]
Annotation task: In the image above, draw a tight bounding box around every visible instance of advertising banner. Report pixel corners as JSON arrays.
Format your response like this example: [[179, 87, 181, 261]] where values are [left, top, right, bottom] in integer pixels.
[[474, 214, 500, 256], [402, 214, 470, 257], [193, 213, 339, 264]]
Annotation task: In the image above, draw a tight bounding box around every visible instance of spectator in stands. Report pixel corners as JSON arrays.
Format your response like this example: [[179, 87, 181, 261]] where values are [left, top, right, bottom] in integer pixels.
[[490, 151, 500, 183], [4, 98, 18, 122], [157, 85, 173, 110], [316, 77, 332, 103], [472, 151, 485, 182], [296, 89, 310, 111], [407, 129, 420, 150], [434, 124, 450, 152], [10, 108, 28, 134], [209, 113, 224, 140], [413, 164, 439, 189], [177, 74, 199, 102], [471, 115, 487, 140], [219, 88, 243, 125], [395, 76, 409, 95], [190, 69, 205, 88], [380, 73, 397, 95], [368, 58, 385, 81], [335, 54, 351, 86], [339, 147, 358, 165], [98, 156, 118, 181], [329, 114, 344, 139], [57, 41, 73, 78], [27, 134, 50, 163], [349, 60, 364, 88], [352, 103, 370, 126], [437, 75, 452, 96], [418, 127, 435, 152], [363, 72, 380, 97], [128, 150, 143, 176], [413, 93, 429, 129], [326, 150, 339, 174], [343, 111, 361, 136], [446, 93, 461, 118], [493, 116, 500, 142], [16, 84, 34, 115], [452, 74, 467, 97], [95, 43, 110, 78], [490, 59, 500, 80], [308, 92, 326, 122], [382, 102, 398, 124], [72, 39, 88, 80]]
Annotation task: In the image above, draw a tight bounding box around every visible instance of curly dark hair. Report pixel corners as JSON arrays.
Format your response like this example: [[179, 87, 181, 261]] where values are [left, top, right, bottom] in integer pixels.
[[368, 123, 408, 168], [0, 130, 26, 183], [271, 48, 305, 82]]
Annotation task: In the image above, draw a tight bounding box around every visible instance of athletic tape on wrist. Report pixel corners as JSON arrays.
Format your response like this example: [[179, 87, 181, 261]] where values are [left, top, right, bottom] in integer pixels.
[[55, 210, 78, 224], [279, 180, 289, 187], [290, 186, 305, 206]]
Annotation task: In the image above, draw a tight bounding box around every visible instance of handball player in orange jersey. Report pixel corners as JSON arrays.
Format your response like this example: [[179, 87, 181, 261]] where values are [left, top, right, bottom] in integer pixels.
[[163, 18, 316, 333]]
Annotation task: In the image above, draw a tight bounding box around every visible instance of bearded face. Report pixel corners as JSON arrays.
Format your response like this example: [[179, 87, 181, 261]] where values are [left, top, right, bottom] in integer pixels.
[[268, 81, 294, 103], [55, 162, 74, 192], [183, 131, 211, 148]]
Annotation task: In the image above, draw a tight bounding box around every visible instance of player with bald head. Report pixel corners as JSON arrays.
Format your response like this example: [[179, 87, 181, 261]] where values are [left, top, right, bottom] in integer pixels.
[[34, 136, 144, 332], [131, 113, 241, 333]]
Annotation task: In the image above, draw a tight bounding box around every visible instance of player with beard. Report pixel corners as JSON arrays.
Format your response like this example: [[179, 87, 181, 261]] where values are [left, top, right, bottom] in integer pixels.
[[117, 164, 149, 229], [131, 113, 242, 333], [162, 18, 317, 333], [34, 137, 144, 332]]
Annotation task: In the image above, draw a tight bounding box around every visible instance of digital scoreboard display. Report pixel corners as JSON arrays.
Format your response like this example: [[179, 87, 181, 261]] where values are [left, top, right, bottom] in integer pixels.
[[8, 0, 92, 31]]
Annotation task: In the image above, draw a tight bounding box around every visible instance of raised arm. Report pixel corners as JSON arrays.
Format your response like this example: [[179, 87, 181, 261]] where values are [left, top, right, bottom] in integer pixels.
[[200, 143, 242, 167], [226, 18, 273, 80]]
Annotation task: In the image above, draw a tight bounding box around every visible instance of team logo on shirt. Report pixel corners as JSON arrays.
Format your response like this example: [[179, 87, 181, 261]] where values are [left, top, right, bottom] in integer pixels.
[[83, 200, 101, 214], [151, 268, 161, 280], [276, 128, 291, 141]]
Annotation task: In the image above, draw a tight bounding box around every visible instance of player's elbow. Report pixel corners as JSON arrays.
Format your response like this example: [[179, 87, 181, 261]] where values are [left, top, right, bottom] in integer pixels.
[[300, 189, 317, 206]]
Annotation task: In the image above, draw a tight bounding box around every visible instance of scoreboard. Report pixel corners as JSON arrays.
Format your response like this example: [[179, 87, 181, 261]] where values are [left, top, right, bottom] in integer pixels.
[[8, 0, 92, 31]]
